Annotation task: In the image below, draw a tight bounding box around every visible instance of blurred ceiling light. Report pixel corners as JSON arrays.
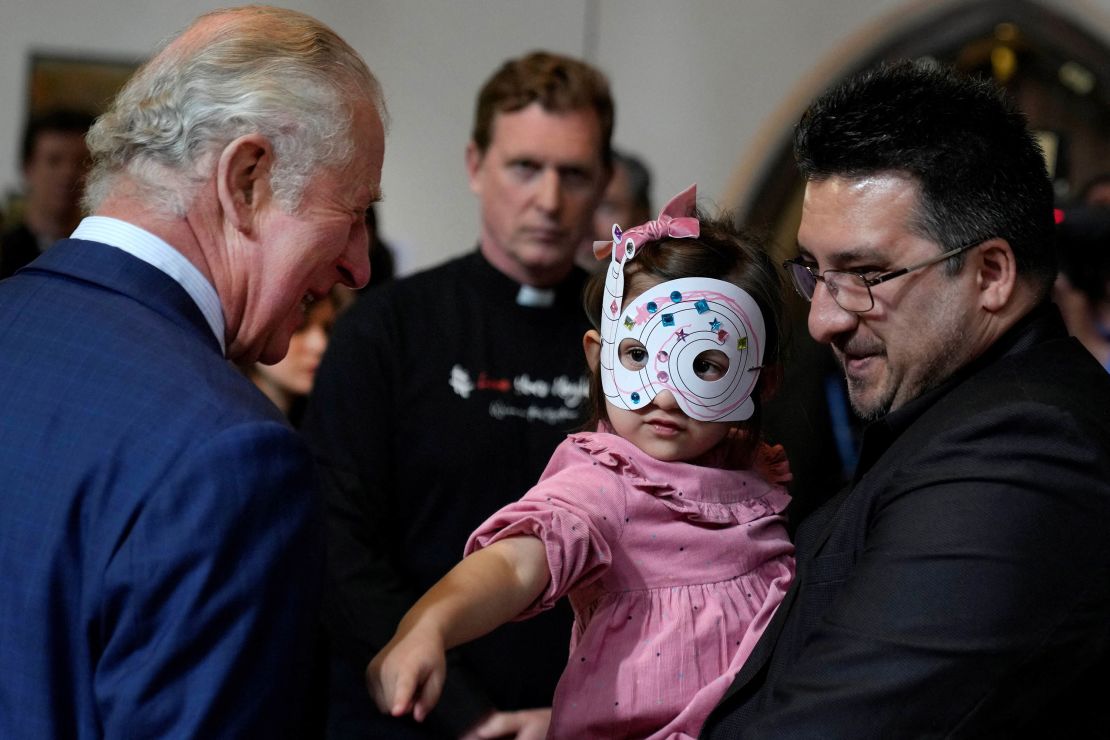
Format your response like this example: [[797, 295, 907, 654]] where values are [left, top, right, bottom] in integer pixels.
[[992, 45, 1017, 82], [995, 22, 1019, 42], [1059, 61, 1095, 95]]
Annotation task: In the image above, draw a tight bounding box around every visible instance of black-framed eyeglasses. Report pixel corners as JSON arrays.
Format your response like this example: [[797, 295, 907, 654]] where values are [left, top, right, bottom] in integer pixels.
[[782, 239, 986, 313]]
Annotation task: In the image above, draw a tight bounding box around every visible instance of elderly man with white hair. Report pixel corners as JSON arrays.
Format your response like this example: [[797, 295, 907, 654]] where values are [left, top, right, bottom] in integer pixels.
[[0, 6, 385, 737]]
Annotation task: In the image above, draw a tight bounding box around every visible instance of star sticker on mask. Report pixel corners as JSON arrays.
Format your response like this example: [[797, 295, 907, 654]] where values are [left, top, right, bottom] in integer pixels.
[[709, 318, 722, 331], [675, 328, 688, 342]]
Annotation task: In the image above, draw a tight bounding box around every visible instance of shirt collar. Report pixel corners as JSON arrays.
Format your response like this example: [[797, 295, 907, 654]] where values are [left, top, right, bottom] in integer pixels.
[[72, 216, 226, 354]]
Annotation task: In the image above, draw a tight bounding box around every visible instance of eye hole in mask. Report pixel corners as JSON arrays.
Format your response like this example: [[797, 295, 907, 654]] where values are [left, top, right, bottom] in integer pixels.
[[618, 339, 649, 371], [692, 349, 729, 381]]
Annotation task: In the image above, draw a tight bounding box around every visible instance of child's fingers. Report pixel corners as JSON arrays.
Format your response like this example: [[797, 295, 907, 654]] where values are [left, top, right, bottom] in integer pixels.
[[366, 633, 447, 721], [365, 655, 415, 716], [412, 668, 445, 723], [388, 670, 420, 716]]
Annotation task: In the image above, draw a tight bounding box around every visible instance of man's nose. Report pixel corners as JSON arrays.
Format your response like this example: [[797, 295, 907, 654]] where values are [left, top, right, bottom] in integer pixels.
[[535, 169, 561, 214], [339, 222, 372, 289], [807, 281, 858, 345]]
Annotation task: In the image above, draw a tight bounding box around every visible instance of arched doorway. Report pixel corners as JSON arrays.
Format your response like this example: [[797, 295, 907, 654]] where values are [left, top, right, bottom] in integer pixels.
[[737, 0, 1110, 243]]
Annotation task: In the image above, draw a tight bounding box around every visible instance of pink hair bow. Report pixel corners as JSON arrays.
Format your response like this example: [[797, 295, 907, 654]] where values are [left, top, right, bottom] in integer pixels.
[[593, 184, 700, 261]]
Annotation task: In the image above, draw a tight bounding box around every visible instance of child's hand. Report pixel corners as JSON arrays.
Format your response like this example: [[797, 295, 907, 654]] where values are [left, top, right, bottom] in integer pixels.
[[365, 536, 550, 724], [366, 625, 447, 723]]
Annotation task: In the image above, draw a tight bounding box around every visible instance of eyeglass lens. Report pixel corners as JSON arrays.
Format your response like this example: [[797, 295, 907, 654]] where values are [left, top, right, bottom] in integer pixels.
[[825, 273, 872, 312], [785, 262, 873, 312], [786, 261, 816, 298]]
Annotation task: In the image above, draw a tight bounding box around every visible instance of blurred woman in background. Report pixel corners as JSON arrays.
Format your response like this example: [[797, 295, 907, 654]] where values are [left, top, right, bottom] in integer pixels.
[[248, 287, 344, 426]]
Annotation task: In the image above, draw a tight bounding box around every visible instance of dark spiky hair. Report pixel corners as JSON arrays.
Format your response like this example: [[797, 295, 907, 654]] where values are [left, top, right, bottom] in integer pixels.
[[794, 59, 1056, 294]]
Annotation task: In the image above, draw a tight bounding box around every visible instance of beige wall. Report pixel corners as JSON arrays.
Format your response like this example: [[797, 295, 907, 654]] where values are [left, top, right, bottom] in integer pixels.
[[2, 0, 1108, 275]]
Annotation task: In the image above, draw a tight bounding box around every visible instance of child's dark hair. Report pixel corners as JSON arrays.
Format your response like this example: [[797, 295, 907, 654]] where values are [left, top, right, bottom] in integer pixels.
[[582, 210, 784, 446]]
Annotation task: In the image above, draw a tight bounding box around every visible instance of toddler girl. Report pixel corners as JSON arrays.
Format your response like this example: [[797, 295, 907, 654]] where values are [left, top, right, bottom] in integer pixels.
[[367, 185, 795, 739]]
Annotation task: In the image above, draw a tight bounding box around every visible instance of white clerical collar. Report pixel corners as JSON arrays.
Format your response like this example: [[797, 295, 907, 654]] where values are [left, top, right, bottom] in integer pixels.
[[72, 216, 226, 354], [516, 284, 556, 307]]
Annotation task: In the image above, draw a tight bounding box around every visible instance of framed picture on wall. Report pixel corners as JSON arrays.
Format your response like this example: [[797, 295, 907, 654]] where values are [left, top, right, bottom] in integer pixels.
[[27, 51, 141, 117]]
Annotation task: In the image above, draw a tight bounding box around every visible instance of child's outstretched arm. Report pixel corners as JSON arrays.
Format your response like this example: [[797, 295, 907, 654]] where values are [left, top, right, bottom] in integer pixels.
[[366, 535, 549, 723]]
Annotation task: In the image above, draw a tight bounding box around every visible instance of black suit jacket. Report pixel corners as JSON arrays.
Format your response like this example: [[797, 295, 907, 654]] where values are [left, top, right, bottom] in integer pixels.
[[703, 304, 1110, 738]]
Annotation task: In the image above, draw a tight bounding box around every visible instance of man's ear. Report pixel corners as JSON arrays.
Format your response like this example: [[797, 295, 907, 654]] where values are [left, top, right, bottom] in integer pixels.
[[974, 237, 1017, 312], [583, 329, 602, 373], [216, 134, 273, 233], [464, 140, 484, 196]]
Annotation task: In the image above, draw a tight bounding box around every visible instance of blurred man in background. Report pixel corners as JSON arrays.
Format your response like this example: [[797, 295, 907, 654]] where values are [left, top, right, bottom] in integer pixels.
[[0, 109, 93, 278]]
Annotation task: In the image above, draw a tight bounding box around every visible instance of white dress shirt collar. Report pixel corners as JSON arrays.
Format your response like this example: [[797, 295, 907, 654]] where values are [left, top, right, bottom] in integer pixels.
[[72, 216, 226, 354]]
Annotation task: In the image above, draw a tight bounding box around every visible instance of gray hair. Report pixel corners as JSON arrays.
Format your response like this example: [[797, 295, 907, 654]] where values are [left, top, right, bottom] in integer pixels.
[[83, 5, 386, 216]]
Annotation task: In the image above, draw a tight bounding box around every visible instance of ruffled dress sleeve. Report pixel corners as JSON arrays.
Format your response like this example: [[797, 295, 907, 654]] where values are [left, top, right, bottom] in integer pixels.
[[465, 434, 630, 619]]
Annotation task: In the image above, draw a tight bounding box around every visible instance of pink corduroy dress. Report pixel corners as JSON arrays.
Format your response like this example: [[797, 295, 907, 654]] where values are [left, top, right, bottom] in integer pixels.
[[466, 430, 795, 739]]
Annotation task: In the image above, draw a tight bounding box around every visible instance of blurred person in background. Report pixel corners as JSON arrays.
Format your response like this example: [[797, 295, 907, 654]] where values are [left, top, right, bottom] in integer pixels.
[[577, 148, 652, 271], [1053, 204, 1110, 372], [0, 109, 93, 278], [247, 286, 346, 426], [1079, 172, 1110, 209]]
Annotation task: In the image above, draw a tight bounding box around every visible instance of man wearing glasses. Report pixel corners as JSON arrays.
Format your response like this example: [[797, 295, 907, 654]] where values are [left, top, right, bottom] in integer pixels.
[[703, 60, 1110, 738]]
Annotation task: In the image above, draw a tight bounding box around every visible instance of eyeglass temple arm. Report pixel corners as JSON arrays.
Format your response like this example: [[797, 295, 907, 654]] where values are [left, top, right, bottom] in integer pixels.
[[864, 241, 980, 287]]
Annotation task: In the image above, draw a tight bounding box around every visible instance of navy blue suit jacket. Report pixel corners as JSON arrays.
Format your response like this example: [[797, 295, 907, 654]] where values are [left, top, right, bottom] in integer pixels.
[[0, 239, 323, 738]]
